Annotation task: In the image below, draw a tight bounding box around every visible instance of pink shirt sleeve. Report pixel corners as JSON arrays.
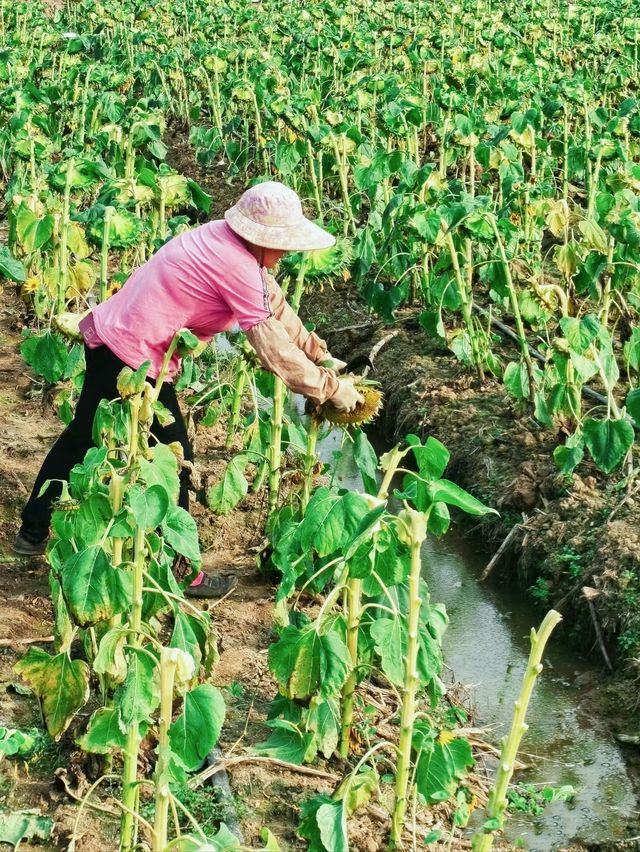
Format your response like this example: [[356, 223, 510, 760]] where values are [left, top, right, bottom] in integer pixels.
[[215, 259, 273, 331]]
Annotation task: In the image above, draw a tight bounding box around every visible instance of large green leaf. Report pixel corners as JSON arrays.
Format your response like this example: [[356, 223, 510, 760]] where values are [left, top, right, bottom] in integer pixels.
[[353, 430, 378, 494], [414, 725, 474, 804], [15, 204, 54, 253], [268, 625, 351, 701], [94, 627, 129, 683], [169, 684, 225, 771], [161, 505, 201, 561], [114, 648, 160, 726], [369, 616, 404, 686], [0, 246, 26, 282], [583, 417, 634, 474], [407, 435, 450, 481], [625, 388, 640, 425], [62, 546, 132, 627], [20, 332, 68, 384], [15, 648, 89, 738], [139, 444, 180, 503], [306, 696, 341, 759], [298, 488, 370, 557], [76, 493, 112, 545], [298, 795, 347, 852], [316, 801, 348, 852], [207, 455, 249, 514], [129, 484, 169, 530], [170, 611, 202, 673], [254, 719, 316, 765], [77, 707, 128, 754], [0, 810, 53, 848]]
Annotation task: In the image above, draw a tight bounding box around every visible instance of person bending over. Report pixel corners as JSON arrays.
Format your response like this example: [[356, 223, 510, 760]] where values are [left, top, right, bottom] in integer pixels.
[[14, 181, 362, 597]]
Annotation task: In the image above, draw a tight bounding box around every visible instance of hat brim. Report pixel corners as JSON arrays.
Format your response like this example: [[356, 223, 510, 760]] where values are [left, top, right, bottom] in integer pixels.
[[225, 206, 336, 251]]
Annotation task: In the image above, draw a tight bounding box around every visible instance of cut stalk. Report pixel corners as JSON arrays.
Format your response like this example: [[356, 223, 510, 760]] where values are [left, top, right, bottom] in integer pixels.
[[153, 649, 178, 852], [471, 610, 562, 851]]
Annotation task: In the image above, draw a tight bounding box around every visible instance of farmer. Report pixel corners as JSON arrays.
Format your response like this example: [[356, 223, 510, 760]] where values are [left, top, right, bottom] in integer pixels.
[[14, 181, 363, 596]]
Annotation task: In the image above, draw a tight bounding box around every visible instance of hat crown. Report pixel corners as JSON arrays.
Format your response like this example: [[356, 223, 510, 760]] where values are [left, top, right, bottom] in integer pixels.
[[236, 182, 303, 228]]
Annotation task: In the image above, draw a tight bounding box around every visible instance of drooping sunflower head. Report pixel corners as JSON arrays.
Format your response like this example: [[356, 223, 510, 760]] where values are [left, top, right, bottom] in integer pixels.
[[318, 382, 384, 426]]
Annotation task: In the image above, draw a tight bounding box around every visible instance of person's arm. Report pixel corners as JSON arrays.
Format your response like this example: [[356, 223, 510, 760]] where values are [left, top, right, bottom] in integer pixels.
[[264, 273, 338, 367], [218, 262, 357, 406], [245, 316, 340, 405]]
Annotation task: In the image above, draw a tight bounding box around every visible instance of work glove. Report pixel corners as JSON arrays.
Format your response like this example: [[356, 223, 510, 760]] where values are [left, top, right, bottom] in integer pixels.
[[320, 355, 348, 373], [330, 378, 364, 412]]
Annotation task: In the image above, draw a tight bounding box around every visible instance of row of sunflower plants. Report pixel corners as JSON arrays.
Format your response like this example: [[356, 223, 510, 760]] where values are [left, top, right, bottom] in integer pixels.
[[254, 426, 500, 847], [177, 0, 640, 477], [12, 330, 245, 851], [3, 0, 640, 477], [0, 0, 213, 413]]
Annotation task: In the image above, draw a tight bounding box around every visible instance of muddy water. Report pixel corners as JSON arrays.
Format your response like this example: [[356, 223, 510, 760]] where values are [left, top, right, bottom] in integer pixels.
[[422, 531, 637, 850], [313, 425, 638, 851]]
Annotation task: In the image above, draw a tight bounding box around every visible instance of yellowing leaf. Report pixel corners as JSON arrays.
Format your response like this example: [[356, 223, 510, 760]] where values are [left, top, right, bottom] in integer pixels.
[[15, 648, 89, 738], [546, 200, 570, 237]]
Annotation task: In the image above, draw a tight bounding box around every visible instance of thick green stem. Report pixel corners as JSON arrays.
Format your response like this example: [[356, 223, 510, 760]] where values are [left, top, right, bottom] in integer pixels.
[[339, 449, 406, 757], [562, 110, 569, 202], [489, 216, 536, 402], [471, 610, 562, 852], [225, 359, 247, 449], [120, 524, 146, 852], [301, 415, 319, 514], [599, 235, 616, 330], [268, 377, 285, 515], [99, 207, 113, 303], [307, 139, 323, 220], [391, 508, 427, 847], [57, 158, 74, 313], [338, 576, 362, 758], [290, 256, 308, 314], [444, 231, 484, 382], [329, 132, 356, 237], [587, 150, 602, 220]]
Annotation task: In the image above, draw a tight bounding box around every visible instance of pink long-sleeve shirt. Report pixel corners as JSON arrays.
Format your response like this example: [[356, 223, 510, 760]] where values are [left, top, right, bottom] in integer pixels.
[[80, 220, 273, 379]]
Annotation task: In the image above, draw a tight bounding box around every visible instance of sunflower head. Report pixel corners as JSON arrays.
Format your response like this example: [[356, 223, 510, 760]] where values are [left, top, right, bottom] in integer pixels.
[[318, 382, 384, 426]]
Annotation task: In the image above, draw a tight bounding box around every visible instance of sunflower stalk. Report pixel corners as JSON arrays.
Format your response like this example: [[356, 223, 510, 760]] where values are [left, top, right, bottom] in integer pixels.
[[472, 610, 562, 851]]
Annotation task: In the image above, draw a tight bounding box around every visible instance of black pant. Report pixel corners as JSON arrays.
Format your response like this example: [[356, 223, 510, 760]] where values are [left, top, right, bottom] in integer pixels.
[[21, 344, 193, 540]]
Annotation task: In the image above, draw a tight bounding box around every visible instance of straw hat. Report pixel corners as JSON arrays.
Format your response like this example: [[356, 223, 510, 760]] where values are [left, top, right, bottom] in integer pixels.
[[225, 181, 336, 251]]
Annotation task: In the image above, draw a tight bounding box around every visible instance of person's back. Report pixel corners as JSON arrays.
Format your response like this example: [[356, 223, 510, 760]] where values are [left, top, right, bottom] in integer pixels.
[[86, 220, 271, 378]]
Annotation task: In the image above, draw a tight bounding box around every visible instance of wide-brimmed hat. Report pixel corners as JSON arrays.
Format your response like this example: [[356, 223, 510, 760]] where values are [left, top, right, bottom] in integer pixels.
[[225, 181, 336, 251]]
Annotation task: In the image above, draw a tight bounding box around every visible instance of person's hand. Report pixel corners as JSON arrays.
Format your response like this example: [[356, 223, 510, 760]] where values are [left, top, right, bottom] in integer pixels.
[[320, 355, 348, 373], [330, 378, 364, 412]]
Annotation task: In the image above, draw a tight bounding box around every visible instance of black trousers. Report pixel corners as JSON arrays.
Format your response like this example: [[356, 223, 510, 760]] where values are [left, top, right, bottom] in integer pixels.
[[21, 344, 193, 540]]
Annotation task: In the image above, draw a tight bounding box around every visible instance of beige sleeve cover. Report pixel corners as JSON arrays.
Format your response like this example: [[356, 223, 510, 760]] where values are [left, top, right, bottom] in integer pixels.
[[245, 315, 340, 405], [264, 273, 330, 365]]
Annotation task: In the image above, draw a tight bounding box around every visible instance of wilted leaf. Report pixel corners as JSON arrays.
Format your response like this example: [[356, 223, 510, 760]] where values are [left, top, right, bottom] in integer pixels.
[[15, 649, 89, 738]]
